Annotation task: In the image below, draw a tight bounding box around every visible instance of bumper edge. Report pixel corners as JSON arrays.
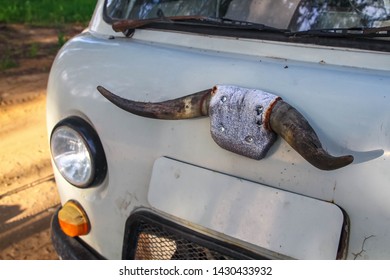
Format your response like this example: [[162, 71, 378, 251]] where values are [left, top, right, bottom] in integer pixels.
[[51, 207, 103, 260]]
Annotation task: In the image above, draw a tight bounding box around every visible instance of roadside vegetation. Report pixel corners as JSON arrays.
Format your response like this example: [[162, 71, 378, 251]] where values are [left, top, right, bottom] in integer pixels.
[[0, 0, 96, 25], [0, 0, 96, 71]]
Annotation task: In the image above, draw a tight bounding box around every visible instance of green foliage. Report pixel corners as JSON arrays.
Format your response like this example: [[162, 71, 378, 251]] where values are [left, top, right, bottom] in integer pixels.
[[28, 43, 39, 58], [0, 50, 18, 70], [57, 31, 66, 47], [0, 0, 97, 25]]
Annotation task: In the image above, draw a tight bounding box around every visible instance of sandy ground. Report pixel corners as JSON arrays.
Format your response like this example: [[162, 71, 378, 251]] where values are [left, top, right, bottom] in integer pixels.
[[0, 24, 84, 259]]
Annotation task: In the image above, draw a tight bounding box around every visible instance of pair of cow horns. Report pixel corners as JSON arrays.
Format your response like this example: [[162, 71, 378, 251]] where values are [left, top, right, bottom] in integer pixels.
[[97, 85, 353, 170]]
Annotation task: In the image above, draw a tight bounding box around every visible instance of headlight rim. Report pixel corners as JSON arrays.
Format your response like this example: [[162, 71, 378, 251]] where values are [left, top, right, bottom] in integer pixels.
[[50, 116, 107, 188]]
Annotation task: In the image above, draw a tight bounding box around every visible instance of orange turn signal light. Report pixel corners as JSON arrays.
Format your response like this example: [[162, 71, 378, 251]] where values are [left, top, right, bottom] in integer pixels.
[[58, 200, 90, 237]]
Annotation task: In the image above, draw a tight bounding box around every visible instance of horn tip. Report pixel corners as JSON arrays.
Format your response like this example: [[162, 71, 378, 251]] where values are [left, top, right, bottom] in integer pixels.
[[319, 154, 354, 171], [97, 86, 113, 99], [97, 85, 106, 93]]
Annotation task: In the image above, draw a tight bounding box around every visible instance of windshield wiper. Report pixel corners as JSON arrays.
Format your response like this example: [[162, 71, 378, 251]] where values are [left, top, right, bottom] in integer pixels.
[[112, 14, 287, 36], [112, 15, 210, 34], [210, 17, 288, 32], [290, 26, 390, 38]]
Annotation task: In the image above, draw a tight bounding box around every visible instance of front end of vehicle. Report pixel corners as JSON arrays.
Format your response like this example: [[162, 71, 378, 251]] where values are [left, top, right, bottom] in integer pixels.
[[47, 0, 390, 259]]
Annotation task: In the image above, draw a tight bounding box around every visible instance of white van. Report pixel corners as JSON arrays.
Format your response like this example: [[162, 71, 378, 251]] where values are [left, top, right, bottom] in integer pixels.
[[47, 0, 390, 259]]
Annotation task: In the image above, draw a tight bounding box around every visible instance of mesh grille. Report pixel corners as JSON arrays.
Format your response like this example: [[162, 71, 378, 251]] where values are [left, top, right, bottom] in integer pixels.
[[134, 222, 232, 260], [123, 212, 263, 260]]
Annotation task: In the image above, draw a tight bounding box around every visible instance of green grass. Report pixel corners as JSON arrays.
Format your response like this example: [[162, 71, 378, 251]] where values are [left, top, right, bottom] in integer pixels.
[[0, 51, 18, 71], [0, 0, 97, 25]]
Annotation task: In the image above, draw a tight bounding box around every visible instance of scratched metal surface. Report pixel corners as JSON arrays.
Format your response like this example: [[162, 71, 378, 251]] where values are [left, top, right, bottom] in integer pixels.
[[209, 85, 278, 160]]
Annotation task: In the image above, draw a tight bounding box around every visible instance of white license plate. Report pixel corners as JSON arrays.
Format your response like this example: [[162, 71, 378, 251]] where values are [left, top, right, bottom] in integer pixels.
[[148, 157, 347, 259]]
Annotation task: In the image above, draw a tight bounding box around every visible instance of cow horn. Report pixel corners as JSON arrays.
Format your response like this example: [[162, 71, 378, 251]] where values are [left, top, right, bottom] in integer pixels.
[[97, 86, 211, 120], [269, 100, 354, 170], [98, 85, 353, 170]]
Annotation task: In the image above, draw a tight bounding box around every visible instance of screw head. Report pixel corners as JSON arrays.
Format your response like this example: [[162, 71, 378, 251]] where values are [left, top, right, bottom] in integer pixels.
[[245, 136, 254, 143], [256, 105, 263, 115]]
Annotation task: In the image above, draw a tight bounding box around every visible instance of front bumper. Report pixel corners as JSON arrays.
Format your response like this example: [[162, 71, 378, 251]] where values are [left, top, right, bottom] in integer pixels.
[[50, 207, 103, 260], [50, 207, 265, 260]]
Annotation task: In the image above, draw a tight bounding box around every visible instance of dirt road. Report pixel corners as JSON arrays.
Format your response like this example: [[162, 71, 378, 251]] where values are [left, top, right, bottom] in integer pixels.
[[0, 24, 84, 259]]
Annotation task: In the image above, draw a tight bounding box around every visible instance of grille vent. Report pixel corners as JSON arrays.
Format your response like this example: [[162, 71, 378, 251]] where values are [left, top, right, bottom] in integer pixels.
[[122, 211, 267, 260]]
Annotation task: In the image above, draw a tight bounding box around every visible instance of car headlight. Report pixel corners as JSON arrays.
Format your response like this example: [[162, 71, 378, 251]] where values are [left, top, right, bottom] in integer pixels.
[[50, 116, 107, 188]]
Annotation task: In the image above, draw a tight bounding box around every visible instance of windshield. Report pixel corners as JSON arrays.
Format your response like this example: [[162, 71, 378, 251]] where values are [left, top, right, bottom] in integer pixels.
[[105, 0, 390, 32]]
